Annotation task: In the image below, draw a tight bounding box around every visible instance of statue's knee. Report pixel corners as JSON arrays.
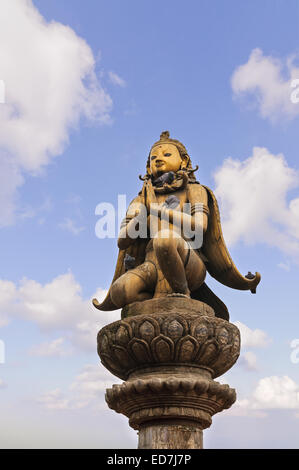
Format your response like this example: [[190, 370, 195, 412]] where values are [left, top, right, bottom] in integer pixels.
[[153, 230, 178, 253]]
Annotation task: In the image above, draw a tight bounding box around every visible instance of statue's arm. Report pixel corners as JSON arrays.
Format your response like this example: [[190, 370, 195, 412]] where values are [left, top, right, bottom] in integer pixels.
[[161, 185, 209, 234], [187, 184, 209, 233], [117, 196, 147, 250]]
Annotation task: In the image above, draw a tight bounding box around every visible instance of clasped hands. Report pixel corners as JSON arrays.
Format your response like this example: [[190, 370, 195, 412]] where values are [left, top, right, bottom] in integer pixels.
[[135, 195, 181, 221]]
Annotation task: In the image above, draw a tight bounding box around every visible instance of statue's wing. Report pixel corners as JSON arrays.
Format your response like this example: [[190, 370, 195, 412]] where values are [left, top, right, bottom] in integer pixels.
[[191, 282, 229, 320], [201, 185, 261, 293], [92, 239, 148, 311]]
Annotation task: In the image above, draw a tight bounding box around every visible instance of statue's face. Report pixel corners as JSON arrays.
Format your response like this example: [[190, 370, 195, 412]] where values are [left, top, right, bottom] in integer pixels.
[[149, 143, 182, 178]]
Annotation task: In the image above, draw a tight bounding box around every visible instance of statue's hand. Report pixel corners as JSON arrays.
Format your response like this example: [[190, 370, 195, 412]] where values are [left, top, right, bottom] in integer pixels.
[[124, 253, 136, 271], [163, 195, 180, 210]]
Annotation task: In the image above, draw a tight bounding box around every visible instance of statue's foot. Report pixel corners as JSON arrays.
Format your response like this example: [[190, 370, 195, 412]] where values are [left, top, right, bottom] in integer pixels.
[[120, 294, 216, 319], [167, 292, 190, 299]]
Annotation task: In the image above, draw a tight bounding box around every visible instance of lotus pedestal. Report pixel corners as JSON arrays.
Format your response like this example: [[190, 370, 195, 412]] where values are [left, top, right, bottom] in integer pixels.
[[97, 297, 240, 449]]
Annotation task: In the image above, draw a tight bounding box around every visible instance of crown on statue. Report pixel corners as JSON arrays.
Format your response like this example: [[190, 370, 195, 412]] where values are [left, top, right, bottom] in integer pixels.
[[150, 130, 189, 156]]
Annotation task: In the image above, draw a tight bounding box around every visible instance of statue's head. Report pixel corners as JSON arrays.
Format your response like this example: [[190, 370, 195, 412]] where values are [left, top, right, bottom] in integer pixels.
[[145, 131, 196, 180]]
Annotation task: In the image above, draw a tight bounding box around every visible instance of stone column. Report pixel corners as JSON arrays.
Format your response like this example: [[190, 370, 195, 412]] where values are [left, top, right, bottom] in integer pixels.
[[97, 297, 240, 449]]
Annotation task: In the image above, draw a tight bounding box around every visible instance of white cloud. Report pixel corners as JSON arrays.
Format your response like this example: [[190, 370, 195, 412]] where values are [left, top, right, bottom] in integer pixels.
[[225, 376, 299, 416], [239, 351, 258, 371], [29, 337, 72, 357], [234, 321, 271, 349], [59, 218, 86, 236], [0, 271, 120, 351], [70, 286, 120, 351], [71, 319, 101, 351], [70, 364, 117, 404], [0, 155, 24, 226], [233, 320, 271, 372], [0, 280, 17, 327], [223, 399, 267, 418], [38, 364, 119, 411], [252, 376, 299, 409], [18, 272, 85, 330], [0, 0, 112, 226], [214, 147, 299, 260], [231, 48, 299, 121], [38, 388, 70, 410], [108, 71, 126, 87]]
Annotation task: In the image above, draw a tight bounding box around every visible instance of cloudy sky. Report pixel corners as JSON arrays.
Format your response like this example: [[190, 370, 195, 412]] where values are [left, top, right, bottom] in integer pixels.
[[0, 0, 299, 449]]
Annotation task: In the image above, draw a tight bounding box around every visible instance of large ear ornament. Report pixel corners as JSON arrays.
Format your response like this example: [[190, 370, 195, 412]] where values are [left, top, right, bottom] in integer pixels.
[[180, 156, 189, 170]]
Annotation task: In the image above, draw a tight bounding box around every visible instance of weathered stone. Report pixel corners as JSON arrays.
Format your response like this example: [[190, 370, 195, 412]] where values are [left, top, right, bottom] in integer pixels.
[[121, 296, 215, 319], [97, 298, 240, 381]]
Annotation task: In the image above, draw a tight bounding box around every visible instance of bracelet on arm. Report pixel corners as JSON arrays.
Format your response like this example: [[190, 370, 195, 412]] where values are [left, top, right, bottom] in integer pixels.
[[190, 203, 210, 217]]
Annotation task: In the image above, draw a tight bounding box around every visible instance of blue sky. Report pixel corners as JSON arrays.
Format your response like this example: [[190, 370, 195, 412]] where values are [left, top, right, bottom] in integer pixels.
[[0, 0, 299, 448]]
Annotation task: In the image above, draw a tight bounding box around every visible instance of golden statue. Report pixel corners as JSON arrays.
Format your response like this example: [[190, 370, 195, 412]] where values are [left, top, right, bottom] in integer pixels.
[[93, 131, 261, 320]]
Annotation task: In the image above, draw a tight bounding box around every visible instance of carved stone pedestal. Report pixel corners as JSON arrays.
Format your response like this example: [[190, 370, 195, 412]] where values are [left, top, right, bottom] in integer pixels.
[[97, 297, 240, 449]]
